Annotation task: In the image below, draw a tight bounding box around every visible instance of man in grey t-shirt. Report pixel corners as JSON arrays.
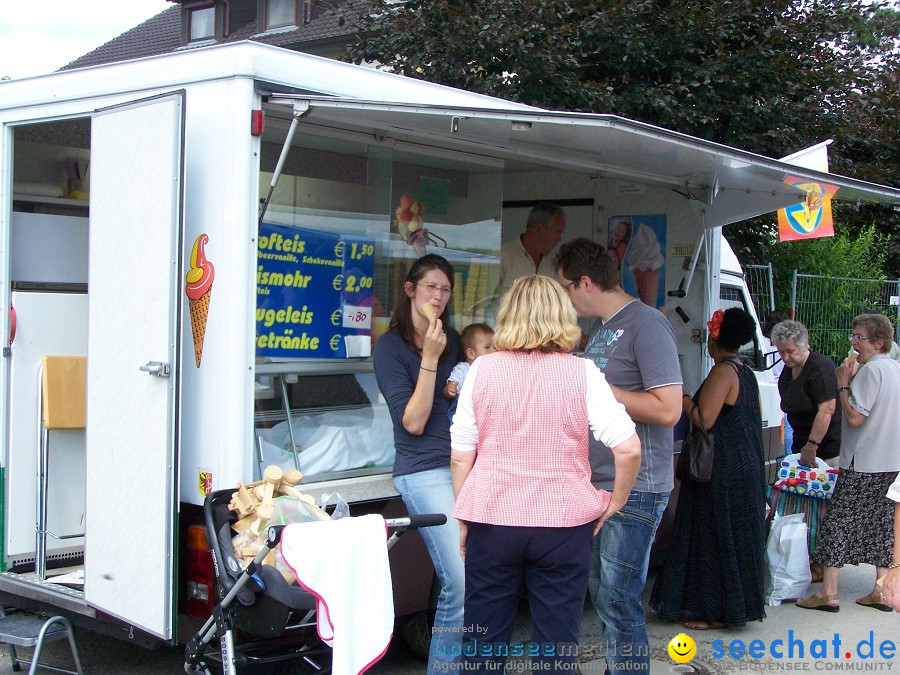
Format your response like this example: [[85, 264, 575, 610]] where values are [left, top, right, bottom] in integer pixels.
[[557, 238, 682, 675]]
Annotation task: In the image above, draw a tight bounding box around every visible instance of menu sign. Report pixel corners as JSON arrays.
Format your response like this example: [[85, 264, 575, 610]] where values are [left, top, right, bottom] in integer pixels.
[[256, 222, 375, 359]]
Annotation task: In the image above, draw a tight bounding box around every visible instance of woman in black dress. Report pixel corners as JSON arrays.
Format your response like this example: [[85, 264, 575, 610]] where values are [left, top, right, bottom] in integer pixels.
[[650, 307, 766, 629]]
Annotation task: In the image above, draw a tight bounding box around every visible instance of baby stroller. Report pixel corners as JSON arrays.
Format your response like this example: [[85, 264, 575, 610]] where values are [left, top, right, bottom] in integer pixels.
[[184, 488, 445, 674]]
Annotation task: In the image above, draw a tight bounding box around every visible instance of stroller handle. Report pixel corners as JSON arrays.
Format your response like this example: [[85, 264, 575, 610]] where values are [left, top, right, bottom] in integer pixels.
[[386, 514, 447, 530], [264, 515, 447, 547]]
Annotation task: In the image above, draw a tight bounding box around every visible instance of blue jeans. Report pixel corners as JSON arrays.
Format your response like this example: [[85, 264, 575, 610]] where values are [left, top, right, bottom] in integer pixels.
[[783, 418, 794, 455], [394, 467, 464, 671], [588, 490, 669, 675]]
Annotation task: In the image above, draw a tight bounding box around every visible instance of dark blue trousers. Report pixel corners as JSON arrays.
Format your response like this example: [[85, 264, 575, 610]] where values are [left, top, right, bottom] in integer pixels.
[[460, 521, 594, 672]]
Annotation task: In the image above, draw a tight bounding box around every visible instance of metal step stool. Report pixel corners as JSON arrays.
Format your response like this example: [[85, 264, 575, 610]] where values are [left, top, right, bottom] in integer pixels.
[[0, 611, 83, 674]]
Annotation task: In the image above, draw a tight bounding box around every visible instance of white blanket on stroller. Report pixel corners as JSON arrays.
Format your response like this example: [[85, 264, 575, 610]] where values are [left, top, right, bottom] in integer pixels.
[[281, 515, 393, 675]]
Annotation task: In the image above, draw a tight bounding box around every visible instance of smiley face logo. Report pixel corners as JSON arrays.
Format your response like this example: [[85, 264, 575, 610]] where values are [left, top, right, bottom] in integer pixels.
[[668, 633, 697, 663]]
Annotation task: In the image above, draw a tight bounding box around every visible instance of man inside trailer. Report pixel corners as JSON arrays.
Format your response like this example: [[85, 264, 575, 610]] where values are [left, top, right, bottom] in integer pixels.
[[494, 202, 566, 298]]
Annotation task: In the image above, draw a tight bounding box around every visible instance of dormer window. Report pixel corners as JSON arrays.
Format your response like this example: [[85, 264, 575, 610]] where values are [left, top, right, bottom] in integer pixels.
[[182, 1, 219, 44], [190, 6, 216, 40], [263, 0, 299, 30]]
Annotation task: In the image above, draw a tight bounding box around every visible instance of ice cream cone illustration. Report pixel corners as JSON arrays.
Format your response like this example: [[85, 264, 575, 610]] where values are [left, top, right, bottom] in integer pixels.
[[633, 268, 661, 305], [627, 223, 665, 307], [185, 234, 215, 367]]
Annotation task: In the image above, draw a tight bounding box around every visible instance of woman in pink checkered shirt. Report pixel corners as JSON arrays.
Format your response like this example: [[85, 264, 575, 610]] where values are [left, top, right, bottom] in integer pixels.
[[450, 274, 641, 671]]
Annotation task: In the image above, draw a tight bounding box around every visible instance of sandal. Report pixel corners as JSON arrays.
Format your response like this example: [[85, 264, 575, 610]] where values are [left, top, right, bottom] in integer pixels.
[[683, 620, 726, 630], [856, 591, 892, 612], [795, 593, 839, 612]]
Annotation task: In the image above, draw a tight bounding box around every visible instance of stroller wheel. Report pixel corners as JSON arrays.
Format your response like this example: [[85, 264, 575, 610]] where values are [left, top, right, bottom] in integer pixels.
[[399, 576, 440, 660]]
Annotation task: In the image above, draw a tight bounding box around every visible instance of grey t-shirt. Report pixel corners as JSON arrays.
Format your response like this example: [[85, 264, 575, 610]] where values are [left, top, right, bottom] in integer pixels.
[[583, 300, 682, 493]]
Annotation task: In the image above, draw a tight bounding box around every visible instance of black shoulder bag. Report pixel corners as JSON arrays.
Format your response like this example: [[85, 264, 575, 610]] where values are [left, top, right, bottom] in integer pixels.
[[676, 405, 715, 483]]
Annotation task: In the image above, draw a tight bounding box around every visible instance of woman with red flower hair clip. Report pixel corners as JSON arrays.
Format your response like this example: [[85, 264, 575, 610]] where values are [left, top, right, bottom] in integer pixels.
[[651, 307, 767, 630]]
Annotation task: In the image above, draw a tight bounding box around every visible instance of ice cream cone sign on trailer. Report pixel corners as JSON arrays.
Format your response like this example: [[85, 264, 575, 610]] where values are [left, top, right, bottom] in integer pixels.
[[185, 234, 215, 367]]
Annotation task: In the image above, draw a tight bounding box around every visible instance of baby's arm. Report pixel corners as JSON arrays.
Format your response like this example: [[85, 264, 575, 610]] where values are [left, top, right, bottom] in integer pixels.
[[444, 361, 469, 399], [443, 379, 459, 399]]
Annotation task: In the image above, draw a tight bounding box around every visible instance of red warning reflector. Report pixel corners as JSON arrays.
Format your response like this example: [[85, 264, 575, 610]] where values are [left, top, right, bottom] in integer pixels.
[[251, 110, 265, 137]]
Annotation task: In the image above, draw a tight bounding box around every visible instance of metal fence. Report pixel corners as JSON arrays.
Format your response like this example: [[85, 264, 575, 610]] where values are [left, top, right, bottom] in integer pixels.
[[790, 273, 900, 363], [745, 263, 775, 323]]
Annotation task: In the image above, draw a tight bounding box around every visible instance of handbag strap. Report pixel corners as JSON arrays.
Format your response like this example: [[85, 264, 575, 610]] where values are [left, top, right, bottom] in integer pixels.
[[693, 406, 708, 433], [690, 357, 742, 435]]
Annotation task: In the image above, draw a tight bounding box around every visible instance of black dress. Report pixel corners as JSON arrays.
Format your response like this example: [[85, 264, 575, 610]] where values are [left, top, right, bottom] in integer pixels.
[[650, 359, 767, 627]]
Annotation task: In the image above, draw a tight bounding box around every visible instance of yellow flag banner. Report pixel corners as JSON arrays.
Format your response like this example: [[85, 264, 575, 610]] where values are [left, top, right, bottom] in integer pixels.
[[777, 177, 839, 242]]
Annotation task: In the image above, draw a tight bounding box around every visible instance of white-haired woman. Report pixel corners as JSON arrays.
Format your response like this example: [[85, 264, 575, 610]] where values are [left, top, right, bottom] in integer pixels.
[[771, 320, 841, 466], [770, 319, 843, 581]]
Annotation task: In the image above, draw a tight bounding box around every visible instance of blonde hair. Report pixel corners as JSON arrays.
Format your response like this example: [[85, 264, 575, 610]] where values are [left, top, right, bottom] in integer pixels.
[[493, 275, 581, 352]]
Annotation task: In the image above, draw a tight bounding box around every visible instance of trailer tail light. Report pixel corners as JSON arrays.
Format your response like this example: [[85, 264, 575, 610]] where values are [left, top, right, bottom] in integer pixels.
[[185, 525, 215, 619], [251, 109, 265, 137]]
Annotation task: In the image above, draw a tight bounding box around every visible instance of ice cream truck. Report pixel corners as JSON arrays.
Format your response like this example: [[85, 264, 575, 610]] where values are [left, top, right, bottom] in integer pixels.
[[1, 41, 898, 653]]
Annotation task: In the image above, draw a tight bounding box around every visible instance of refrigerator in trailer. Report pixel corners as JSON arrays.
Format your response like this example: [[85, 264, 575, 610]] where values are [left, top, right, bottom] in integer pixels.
[[6, 289, 88, 570]]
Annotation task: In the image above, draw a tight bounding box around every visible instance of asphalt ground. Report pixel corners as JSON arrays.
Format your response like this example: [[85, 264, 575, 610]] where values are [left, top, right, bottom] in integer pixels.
[[2, 563, 897, 673]]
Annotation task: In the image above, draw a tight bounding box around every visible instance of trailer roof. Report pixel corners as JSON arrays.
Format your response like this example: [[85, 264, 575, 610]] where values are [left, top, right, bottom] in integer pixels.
[[267, 95, 900, 229], [0, 41, 535, 114], [3, 41, 897, 229]]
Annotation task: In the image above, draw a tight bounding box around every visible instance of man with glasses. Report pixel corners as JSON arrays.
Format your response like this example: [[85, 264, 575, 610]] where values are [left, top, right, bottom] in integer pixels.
[[556, 237, 681, 675], [495, 202, 567, 298]]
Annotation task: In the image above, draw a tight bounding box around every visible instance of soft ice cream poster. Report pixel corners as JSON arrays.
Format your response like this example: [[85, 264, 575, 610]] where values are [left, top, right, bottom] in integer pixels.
[[609, 214, 667, 308]]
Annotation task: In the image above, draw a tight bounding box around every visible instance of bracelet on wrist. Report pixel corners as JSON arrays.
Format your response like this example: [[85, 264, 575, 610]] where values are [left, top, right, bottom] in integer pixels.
[[420, 365, 437, 372], [807, 439, 820, 447], [889, 561, 900, 570], [838, 386, 850, 393]]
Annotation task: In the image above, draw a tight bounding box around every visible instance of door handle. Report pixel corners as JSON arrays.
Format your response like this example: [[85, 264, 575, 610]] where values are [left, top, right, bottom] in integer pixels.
[[140, 361, 171, 377]]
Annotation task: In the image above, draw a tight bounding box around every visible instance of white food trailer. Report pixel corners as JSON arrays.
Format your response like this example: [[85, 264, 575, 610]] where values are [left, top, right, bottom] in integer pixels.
[[1, 41, 898, 650]]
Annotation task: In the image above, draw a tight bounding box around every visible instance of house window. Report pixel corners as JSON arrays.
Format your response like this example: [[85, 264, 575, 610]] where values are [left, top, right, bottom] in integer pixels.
[[190, 6, 216, 41], [266, 0, 298, 29]]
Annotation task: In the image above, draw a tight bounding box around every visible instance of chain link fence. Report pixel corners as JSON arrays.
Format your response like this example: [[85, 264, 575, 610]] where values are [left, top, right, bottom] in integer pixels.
[[745, 263, 775, 323], [790, 273, 900, 363]]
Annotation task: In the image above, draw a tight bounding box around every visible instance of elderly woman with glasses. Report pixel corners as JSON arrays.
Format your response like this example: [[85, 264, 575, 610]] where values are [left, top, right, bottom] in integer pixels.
[[796, 313, 900, 613], [373, 254, 464, 670]]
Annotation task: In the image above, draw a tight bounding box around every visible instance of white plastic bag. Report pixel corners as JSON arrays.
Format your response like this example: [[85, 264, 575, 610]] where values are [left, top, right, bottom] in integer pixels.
[[319, 492, 351, 520], [765, 512, 812, 606]]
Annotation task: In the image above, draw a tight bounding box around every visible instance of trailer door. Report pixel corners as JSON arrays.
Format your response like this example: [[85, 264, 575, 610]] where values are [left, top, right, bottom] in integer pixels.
[[84, 92, 185, 640]]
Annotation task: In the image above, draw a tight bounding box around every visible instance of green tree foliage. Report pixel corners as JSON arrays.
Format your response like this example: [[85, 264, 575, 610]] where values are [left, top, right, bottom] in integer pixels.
[[344, 0, 899, 275], [771, 225, 890, 361]]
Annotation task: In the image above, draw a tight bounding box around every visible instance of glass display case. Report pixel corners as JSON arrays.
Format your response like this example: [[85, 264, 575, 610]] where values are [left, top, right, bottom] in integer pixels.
[[253, 124, 503, 481]]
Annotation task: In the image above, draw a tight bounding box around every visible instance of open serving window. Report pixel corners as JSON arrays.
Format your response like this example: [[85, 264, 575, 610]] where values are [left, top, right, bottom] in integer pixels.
[[251, 95, 900, 484], [253, 101, 504, 482]]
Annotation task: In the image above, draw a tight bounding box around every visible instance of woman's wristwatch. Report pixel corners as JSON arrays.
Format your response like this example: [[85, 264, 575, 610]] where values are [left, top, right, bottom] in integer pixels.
[[838, 386, 850, 393], [806, 439, 820, 447]]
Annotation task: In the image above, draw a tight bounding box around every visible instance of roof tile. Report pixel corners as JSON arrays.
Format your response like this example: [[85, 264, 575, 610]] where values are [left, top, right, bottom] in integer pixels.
[[61, 1, 368, 71]]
